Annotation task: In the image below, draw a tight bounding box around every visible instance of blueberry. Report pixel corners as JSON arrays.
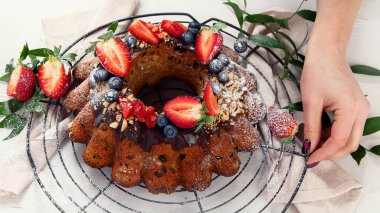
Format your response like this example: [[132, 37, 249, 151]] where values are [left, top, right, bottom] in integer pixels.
[[156, 114, 169, 127], [218, 71, 230, 84], [181, 31, 194, 45], [208, 59, 224, 74], [234, 40, 248, 53], [211, 82, 222, 96], [88, 69, 97, 89], [108, 77, 123, 91], [90, 93, 103, 109], [93, 68, 110, 82], [188, 27, 199, 36], [164, 125, 178, 138], [123, 35, 137, 48], [104, 89, 118, 102], [189, 21, 201, 30], [217, 53, 230, 66]]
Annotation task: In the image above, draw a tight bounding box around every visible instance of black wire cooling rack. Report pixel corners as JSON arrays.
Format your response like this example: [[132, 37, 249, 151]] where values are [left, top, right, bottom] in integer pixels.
[[26, 13, 308, 213]]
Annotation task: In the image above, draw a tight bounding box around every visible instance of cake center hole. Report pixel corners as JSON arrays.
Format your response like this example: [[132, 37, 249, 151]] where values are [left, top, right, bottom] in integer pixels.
[[136, 78, 197, 111]]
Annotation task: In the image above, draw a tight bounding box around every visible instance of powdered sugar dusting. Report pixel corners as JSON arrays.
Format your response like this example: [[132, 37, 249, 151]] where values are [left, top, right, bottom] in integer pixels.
[[266, 106, 297, 138]]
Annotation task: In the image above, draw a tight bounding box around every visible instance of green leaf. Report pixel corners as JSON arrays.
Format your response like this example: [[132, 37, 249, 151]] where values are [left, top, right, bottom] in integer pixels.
[[211, 22, 227, 33], [297, 10, 316, 22], [28, 55, 40, 71], [369, 145, 380, 155], [288, 59, 304, 68], [0, 99, 24, 115], [350, 145, 366, 165], [281, 136, 293, 144], [28, 48, 54, 57], [97, 31, 115, 40], [0, 114, 19, 128], [0, 59, 15, 82], [245, 14, 289, 29], [248, 34, 283, 49], [107, 21, 118, 33], [53, 45, 61, 56], [25, 89, 46, 114], [204, 116, 216, 123], [85, 43, 96, 55], [351, 65, 380, 76], [276, 31, 298, 53], [363, 117, 380, 136], [224, 1, 244, 28], [3, 115, 26, 140], [283, 102, 303, 111], [62, 53, 77, 63], [19, 43, 29, 62], [195, 122, 204, 132]]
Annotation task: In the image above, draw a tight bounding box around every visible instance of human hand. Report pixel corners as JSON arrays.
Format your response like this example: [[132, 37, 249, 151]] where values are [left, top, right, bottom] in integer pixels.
[[301, 46, 370, 166]]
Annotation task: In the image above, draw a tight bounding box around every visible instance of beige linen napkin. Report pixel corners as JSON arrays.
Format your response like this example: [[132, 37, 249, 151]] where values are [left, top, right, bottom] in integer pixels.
[[0, 0, 137, 197], [246, 11, 364, 212]]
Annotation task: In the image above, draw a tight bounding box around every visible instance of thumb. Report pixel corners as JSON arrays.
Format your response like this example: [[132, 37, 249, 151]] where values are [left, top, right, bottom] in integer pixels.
[[302, 100, 323, 153]]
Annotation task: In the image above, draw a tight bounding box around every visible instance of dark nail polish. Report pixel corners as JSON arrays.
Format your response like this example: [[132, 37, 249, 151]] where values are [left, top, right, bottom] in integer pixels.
[[302, 139, 311, 154], [307, 161, 320, 168]]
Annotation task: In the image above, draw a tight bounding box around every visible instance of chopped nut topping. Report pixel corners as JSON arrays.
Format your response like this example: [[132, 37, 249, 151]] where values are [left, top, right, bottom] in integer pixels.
[[110, 122, 119, 129]]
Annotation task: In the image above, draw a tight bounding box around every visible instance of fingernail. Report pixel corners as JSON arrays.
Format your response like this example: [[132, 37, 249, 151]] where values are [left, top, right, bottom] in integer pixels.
[[307, 161, 320, 168], [302, 139, 311, 154]]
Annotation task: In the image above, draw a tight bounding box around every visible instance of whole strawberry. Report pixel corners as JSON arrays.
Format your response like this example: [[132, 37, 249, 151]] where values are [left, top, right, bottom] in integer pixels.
[[266, 106, 298, 143], [7, 65, 36, 102]]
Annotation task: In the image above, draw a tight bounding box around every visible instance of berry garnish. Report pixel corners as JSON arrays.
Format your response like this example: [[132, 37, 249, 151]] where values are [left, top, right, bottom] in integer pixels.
[[203, 82, 220, 116], [128, 19, 159, 44], [119, 97, 133, 119], [93, 67, 110, 82], [195, 28, 223, 64], [7, 65, 36, 102], [133, 101, 146, 122], [267, 106, 298, 143], [181, 31, 194, 45], [108, 77, 123, 91], [123, 35, 137, 48], [217, 53, 230, 66], [208, 59, 224, 74], [161, 20, 188, 38], [104, 89, 118, 102], [96, 38, 131, 77], [189, 21, 201, 30], [38, 56, 71, 99], [210, 82, 222, 96], [163, 96, 203, 129], [234, 40, 248, 53], [218, 71, 229, 84], [145, 106, 157, 128], [164, 124, 178, 138], [156, 114, 169, 127], [187, 27, 199, 36]]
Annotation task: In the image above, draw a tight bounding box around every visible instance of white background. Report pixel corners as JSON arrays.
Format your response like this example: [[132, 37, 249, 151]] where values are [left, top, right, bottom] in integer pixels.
[[0, 0, 379, 212]]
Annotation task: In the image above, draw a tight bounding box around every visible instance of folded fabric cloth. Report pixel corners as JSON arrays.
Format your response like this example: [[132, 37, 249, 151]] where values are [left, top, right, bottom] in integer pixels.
[[245, 11, 363, 212], [0, 0, 138, 197]]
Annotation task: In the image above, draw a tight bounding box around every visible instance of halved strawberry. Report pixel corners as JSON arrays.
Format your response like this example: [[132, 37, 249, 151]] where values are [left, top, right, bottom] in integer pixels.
[[96, 38, 131, 77], [163, 96, 203, 129], [145, 106, 157, 128], [203, 82, 220, 116], [7, 65, 36, 102], [161, 20, 187, 38], [38, 57, 70, 99], [128, 19, 159, 44], [133, 101, 146, 122], [195, 28, 223, 64], [119, 97, 133, 119]]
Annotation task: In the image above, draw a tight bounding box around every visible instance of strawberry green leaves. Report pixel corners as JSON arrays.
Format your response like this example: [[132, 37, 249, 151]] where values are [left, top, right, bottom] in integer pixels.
[[0, 99, 23, 115], [0, 113, 27, 140], [25, 89, 46, 114], [0, 59, 15, 82]]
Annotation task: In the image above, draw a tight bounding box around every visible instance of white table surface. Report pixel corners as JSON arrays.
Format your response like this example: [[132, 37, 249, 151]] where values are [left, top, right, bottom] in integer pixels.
[[0, 0, 380, 212]]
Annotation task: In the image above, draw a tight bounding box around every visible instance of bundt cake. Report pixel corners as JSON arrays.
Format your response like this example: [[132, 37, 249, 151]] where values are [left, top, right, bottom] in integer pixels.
[[64, 19, 266, 194]]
